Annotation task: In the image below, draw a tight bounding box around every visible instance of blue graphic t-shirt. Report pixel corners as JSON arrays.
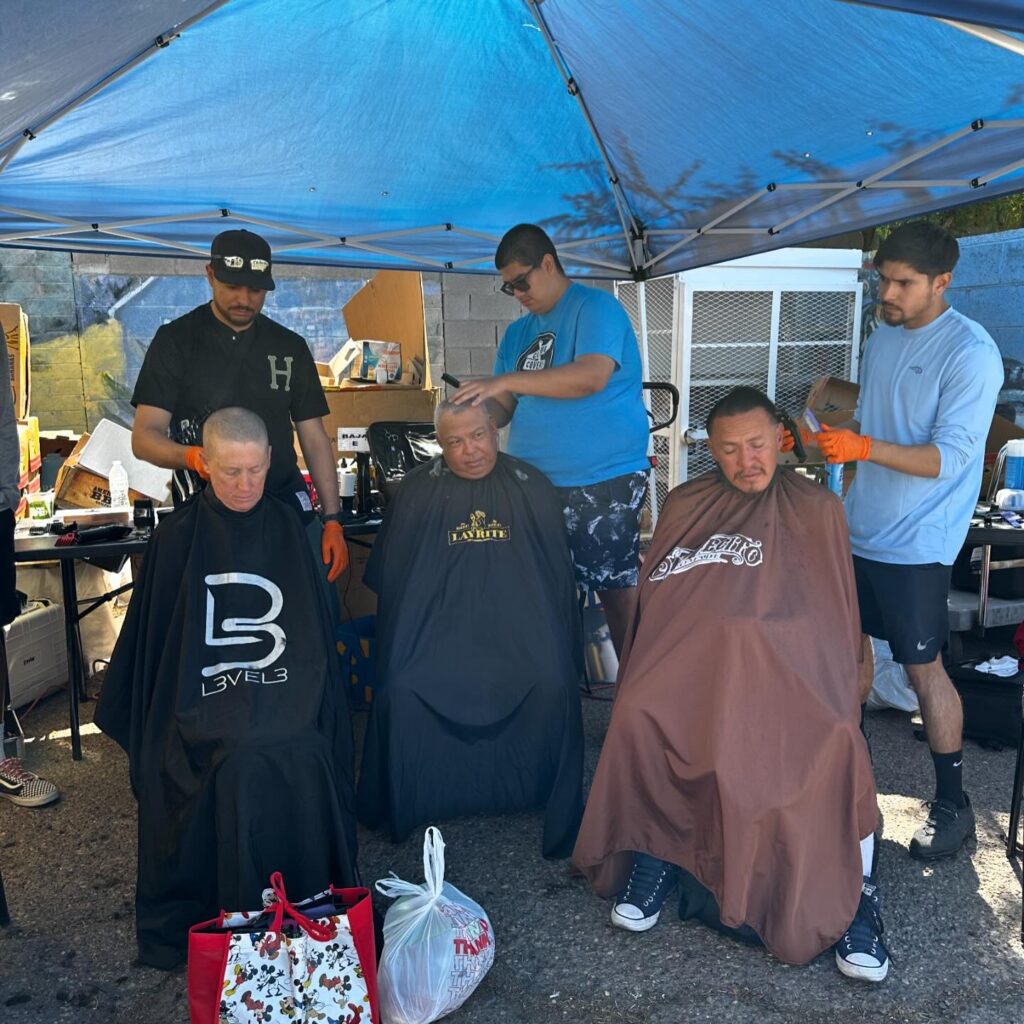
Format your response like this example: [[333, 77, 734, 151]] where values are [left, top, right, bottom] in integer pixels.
[[494, 283, 649, 487]]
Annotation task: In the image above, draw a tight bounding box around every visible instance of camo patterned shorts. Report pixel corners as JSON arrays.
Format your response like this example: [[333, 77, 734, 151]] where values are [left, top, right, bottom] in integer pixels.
[[556, 470, 648, 591]]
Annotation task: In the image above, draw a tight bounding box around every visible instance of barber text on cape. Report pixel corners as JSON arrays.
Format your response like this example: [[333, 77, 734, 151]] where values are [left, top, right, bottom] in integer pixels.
[[201, 572, 289, 696], [649, 533, 763, 581]]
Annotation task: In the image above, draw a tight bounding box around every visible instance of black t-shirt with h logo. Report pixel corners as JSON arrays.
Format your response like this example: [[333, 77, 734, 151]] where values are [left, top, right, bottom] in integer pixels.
[[131, 303, 328, 514]]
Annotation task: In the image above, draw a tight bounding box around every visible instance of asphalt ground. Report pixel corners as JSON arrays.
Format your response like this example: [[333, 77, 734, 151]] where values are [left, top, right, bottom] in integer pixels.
[[1, 690, 1022, 1024]]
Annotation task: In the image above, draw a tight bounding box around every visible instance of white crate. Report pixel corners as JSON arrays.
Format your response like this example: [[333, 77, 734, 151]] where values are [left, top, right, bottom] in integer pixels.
[[4, 599, 68, 709]]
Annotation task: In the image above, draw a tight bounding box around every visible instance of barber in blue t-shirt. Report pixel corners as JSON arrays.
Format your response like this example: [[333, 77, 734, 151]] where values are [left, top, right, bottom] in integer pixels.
[[452, 224, 649, 653], [810, 222, 1003, 865]]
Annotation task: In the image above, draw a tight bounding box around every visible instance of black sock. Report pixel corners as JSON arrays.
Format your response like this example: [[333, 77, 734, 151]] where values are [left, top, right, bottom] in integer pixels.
[[931, 750, 965, 807]]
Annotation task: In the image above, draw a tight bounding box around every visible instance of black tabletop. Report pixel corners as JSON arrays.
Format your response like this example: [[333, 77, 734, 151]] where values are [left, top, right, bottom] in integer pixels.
[[966, 521, 1024, 547], [14, 530, 152, 563]]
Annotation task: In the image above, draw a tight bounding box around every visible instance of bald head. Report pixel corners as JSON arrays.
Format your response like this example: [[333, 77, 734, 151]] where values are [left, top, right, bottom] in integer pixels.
[[435, 400, 499, 480], [200, 407, 271, 512]]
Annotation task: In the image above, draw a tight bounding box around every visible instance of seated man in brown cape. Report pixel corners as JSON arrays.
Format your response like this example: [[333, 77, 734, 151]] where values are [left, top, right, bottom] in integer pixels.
[[357, 399, 584, 857], [572, 387, 886, 982], [95, 407, 358, 969]]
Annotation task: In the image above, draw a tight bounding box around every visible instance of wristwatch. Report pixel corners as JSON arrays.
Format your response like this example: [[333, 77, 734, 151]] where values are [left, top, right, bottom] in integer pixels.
[[321, 512, 343, 524]]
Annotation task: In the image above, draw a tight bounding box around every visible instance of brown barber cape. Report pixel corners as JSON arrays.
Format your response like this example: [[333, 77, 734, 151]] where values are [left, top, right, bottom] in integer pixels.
[[572, 468, 877, 964]]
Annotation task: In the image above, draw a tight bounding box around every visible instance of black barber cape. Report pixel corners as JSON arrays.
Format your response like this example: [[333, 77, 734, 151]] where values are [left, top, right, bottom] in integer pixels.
[[357, 453, 584, 857], [95, 489, 357, 969]]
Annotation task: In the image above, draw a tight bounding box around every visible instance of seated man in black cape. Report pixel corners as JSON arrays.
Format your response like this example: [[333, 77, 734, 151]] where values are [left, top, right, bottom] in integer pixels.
[[96, 407, 358, 969], [357, 399, 584, 857]]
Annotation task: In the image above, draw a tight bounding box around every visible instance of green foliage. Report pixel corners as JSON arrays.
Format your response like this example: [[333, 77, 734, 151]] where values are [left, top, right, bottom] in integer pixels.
[[867, 190, 1024, 248]]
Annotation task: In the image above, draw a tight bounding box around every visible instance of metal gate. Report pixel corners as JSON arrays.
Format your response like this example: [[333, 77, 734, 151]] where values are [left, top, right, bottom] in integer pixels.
[[618, 250, 862, 499]]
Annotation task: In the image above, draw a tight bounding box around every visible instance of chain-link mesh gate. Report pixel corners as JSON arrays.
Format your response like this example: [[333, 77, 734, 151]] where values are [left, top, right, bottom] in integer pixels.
[[618, 273, 859, 503], [686, 291, 774, 480], [616, 278, 676, 531]]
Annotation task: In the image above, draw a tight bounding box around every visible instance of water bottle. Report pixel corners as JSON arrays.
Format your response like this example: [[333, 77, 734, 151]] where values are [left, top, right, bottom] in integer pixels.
[[109, 460, 130, 509], [1005, 439, 1024, 489], [826, 462, 844, 497]]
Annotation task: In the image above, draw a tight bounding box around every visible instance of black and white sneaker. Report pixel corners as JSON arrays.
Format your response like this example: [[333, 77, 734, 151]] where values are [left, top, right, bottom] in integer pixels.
[[835, 879, 889, 982], [909, 793, 976, 861], [610, 853, 679, 932], [0, 757, 60, 808]]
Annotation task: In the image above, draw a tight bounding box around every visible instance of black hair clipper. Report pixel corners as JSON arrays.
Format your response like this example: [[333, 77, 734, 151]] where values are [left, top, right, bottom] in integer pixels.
[[778, 411, 806, 462]]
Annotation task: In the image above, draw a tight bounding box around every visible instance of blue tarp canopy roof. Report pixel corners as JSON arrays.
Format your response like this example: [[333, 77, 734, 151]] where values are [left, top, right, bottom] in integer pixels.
[[2, 0, 1024, 279]]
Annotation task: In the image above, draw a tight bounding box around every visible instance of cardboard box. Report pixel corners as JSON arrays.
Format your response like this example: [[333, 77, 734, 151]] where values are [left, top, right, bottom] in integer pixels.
[[54, 433, 161, 510], [39, 431, 81, 460], [792, 375, 1024, 499], [778, 375, 859, 467], [0, 302, 31, 419], [343, 270, 430, 387], [18, 416, 40, 472], [355, 340, 403, 382], [15, 421, 29, 489]]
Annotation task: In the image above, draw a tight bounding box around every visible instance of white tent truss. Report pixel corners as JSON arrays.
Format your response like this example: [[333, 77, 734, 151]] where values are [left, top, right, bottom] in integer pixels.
[[2, 116, 1022, 279]]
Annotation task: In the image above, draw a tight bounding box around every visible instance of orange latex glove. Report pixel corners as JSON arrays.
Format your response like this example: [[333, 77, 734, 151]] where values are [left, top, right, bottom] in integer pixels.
[[780, 425, 811, 453], [185, 445, 210, 480], [815, 423, 872, 464], [321, 520, 349, 583]]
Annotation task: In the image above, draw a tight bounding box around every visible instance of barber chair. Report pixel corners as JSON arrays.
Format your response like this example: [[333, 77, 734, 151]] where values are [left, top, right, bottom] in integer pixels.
[[365, 421, 441, 505]]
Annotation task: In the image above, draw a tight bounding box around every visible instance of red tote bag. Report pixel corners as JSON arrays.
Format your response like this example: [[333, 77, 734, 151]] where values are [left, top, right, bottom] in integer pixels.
[[188, 872, 378, 1024]]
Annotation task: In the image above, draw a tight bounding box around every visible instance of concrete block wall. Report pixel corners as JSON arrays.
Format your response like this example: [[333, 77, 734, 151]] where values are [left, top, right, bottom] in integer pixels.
[[946, 228, 1024, 367], [438, 272, 523, 389], [0, 250, 85, 430]]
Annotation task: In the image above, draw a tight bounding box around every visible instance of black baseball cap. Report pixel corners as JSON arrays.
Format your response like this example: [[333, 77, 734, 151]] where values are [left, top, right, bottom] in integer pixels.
[[209, 229, 276, 291]]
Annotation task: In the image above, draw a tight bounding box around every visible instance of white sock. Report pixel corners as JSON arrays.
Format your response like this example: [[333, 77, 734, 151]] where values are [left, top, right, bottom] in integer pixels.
[[860, 833, 875, 879]]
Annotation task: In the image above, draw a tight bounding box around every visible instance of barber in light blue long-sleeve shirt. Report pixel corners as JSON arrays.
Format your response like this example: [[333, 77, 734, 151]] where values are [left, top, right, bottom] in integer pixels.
[[814, 222, 1003, 870]]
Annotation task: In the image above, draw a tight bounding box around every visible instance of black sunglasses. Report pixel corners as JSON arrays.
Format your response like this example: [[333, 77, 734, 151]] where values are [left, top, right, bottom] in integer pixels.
[[499, 265, 538, 297]]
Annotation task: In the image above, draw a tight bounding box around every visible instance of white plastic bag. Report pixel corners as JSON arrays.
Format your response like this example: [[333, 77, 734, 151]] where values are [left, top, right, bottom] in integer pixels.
[[375, 827, 494, 1024], [866, 636, 919, 712]]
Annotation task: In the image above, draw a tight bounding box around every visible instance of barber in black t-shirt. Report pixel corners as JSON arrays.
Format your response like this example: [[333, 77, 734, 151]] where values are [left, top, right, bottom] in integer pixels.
[[131, 229, 348, 581]]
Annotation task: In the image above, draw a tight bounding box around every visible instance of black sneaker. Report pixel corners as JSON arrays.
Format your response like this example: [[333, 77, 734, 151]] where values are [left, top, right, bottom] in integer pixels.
[[909, 793, 976, 861], [835, 879, 890, 982], [0, 757, 60, 808], [610, 853, 679, 932]]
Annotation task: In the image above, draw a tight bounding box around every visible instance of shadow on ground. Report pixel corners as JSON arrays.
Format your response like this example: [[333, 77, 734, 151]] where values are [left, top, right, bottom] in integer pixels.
[[1, 697, 1022, 1023]]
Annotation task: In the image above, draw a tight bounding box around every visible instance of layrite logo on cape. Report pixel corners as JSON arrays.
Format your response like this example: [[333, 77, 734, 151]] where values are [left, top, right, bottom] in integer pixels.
[[649, 533, 763, 581], [448, 510, 511, 545]]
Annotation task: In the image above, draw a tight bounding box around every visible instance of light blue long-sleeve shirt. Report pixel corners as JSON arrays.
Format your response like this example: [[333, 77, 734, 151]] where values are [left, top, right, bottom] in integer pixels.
[[845, 307, 1003, 566]]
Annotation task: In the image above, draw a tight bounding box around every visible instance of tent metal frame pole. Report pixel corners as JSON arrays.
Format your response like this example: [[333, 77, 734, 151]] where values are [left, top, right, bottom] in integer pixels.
[[637, 117, 1024, 268], [643, 187, 770, 271], [635, 279, 660, 528], [768, 122, 979, 234], [939, 18, 1024, 59], [525, 0, 644, 273], [0, 208, 225, 245], [0, 0, 231, 172]]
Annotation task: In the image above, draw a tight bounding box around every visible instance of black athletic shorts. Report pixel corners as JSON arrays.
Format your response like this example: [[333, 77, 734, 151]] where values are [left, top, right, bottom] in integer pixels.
[[852, 554, 951, 665], [556, 470, 648, 591]]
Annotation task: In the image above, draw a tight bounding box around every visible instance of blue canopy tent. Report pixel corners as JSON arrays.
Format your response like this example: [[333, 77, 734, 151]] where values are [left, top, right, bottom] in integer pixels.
[[1, 0, 1024, 279]]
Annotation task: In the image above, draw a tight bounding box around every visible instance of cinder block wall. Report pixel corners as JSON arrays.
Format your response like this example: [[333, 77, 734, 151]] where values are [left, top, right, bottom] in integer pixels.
[[946, 228, 1024, 366]]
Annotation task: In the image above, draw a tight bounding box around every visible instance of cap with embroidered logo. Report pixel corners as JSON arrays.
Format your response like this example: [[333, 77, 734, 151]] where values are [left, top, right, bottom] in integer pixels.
[[210, 229, 276, 291]]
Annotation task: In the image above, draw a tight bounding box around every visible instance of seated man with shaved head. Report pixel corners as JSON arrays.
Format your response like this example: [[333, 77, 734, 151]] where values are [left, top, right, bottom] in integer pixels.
[[357, 399, 584, 857], [96, 407, 358, 970], [572, 387, 888, 982]]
